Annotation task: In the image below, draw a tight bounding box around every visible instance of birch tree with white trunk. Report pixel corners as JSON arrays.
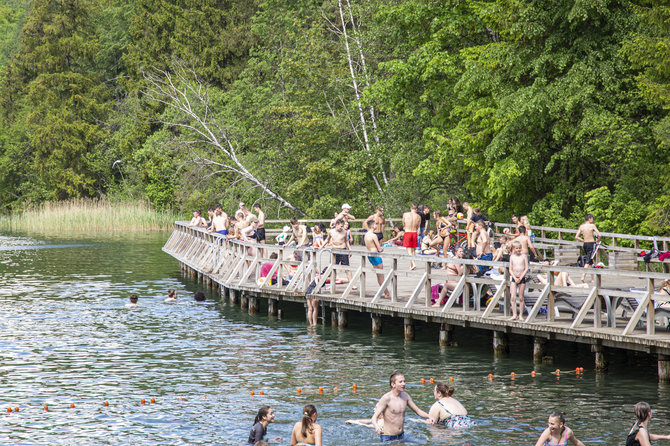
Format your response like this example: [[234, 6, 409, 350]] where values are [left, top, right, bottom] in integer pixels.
[[143, 63, 306, 216]]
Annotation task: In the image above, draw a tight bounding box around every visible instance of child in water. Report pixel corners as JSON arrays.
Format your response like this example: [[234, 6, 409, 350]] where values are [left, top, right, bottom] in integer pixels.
[[248, 406, 281, 445], [126, 294, 138, 307], [290, 404, 323, 446], [534, 412, 584, 446], [165, 289, 177, 303]]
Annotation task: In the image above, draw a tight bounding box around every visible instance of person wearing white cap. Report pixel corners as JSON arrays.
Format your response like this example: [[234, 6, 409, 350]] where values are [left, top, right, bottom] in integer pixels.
[[336, 203, 356, 224]]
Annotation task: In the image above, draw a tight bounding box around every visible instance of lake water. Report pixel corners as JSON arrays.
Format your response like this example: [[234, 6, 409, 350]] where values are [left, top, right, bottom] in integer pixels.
[[0, 231, 668, 445]]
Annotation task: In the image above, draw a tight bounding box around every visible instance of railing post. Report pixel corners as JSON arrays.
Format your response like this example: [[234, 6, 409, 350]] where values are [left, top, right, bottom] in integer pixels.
[[391, 258, 398, 303], [648, 278, 655, 336], [425, 260, 431, 307], [594, 274, 602, 329], [360, 254, 367, 299], [330, 252, 336, 294]]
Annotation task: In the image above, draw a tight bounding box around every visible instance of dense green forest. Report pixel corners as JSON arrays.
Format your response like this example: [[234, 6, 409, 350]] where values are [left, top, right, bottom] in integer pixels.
[[0, 0, 668, 234]]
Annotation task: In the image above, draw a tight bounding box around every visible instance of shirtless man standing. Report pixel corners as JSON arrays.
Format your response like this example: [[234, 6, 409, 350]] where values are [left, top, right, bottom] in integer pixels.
[[287, 217, 309, 247], [323, 219, 352, 283], [365, 207, 386, 241], [208, 209, 229, 235], [188, 210, 207, 228], [508, 241, 529, 320], [474, 221, 493, 274], [371, 372, 431, 442], [402, 204, 422, 270], [364, 220, 391, 299], [575, 213, 601, 282], [515, 226, 539, 261]]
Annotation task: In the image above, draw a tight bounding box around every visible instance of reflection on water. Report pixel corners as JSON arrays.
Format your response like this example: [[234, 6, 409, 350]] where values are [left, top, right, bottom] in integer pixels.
[[0, 231, 667, 445]]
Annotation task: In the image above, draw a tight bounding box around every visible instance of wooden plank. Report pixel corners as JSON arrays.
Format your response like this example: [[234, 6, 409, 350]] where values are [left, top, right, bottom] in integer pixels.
[[525, 283, 551, 323], [404, 273, 428, 309], [371, 270, 395, 305], [340, 264, 363, 300], [483, 276, 508, 318], [258, 257, 282, 290], [441, 275, 466, 313], [570, 287, 600, 329], [623, 292, 651, 336]]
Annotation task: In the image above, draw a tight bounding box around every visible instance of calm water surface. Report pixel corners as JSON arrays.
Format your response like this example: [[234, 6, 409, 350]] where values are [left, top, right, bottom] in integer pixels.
[[0, 231, 667, 445]]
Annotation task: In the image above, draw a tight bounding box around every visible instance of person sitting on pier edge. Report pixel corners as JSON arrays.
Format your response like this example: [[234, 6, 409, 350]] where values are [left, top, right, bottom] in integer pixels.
[[534, 412, 585, 446], [427, 382, 476, 428], [188, 210, 207, 228], [420, 230, 440, 255], [290, 404, 323, 446], [276, 226, 290, 245], [626, 401, 670, 446], [260, 253, 289, 286]]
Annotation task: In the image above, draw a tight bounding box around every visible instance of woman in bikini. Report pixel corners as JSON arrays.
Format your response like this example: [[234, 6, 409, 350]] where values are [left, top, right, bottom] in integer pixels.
[[433, 210, 453, 258], [290, 404, 322, 446], [427, 382, 475, 428], [626, 401, 670, 446], [534, 412, 584, 446]]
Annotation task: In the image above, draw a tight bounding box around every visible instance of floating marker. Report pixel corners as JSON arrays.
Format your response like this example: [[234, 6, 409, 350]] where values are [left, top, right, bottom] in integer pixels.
[[333, 387, 338, 392], [203, 395, 207, 399], [14, 408, 18, 413], [352, 384, 357, 392], [44, 405, 48, 411], [449, 377, 454, 382], [429, 378, 434, 383], [531, 371, 536, 377], [510, 372, 515, 377], [104, 401, 109, 407], [70, 404, 75, 409], [141, 399, 146, 405], [488, 373, 493, 379], [297, 388, 301, 395], [555, 369, 561, 375], [179, 397, 184, 401], [420, 378, 425, 384], [6, 408, 11, 413], [151, 398, 156, 404], [250, 391, 255, 396], [318, 387, 323, 394]]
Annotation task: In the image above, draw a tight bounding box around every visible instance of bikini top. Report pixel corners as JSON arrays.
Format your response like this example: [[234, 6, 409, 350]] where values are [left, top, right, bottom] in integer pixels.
[[544, 428, 567, 446]]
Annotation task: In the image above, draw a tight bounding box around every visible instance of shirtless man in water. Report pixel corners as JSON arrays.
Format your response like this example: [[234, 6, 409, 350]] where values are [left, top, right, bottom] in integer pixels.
[[323, 219, 352, 283], [364, 220, 390, 299], [575, 213, 601, 282], [402, 204, 422, 270], [371, 372, 431, 442]]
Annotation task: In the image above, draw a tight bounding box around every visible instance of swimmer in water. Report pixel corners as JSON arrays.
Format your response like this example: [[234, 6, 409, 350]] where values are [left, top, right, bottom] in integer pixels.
[[165, 289, 177, 303], [194, 291, 206, 302], [427, 383, 476, 428], [534, 412, 584, 446], [248, 406, 281, 445], [290, 404, 322, 446], [126, 294, 138, 307]]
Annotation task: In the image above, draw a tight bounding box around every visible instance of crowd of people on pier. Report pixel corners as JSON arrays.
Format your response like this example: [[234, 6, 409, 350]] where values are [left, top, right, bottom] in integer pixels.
[[245, 372, 668, 445]]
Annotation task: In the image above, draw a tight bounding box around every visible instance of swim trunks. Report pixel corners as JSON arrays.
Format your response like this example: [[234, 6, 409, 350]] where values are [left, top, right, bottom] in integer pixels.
[[216, 230, 227, 235], [335, 253, 350, 266], [583, 242, 595, 265], [380, 432, 404, 442], [374, 232, 383, 241], [256, 228, 266, 242], [403, 231, 418, 248], [369, 255, 383, 266]]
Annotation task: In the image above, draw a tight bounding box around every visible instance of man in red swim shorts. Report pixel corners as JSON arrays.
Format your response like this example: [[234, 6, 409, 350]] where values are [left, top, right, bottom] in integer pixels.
[[402, 204, 422, 270]]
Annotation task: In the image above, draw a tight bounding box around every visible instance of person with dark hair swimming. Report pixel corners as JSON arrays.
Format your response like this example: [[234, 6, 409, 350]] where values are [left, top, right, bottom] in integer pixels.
[[248, 406, 281, 445], [427, 383, 475, 428], [290, 404, 322, 446], [193, 291, 206, 302], [626, 402, 670, 446]]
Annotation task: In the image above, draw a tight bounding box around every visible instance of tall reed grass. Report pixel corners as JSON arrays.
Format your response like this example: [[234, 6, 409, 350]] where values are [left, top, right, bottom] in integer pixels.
[[0, 199, 180, 232]]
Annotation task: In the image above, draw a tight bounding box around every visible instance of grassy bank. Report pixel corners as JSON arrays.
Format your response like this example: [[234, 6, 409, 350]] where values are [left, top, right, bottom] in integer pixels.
[[0, 199, 181, 232]]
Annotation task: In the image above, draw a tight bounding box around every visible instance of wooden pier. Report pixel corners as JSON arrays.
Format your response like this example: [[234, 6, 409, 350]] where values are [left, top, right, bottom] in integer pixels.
[[163, 222, 670, 380]]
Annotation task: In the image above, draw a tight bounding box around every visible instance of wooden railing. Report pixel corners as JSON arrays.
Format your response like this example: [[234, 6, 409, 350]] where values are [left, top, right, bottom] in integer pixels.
[[164, 222, 670, 339]]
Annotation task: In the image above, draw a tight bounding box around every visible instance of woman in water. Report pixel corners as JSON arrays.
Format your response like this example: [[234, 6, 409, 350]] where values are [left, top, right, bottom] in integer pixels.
[[290, 404, 323, 446], [248, 405, 281, 445], [427, 382, 475, 428], [534, 412, 584, 446], [626, 401, 670, 446]]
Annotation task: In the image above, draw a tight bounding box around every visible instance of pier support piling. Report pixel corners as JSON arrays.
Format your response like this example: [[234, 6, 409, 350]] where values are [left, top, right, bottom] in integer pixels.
[[658, 355, 670, 382], [248, 297, 259, 314], [268, 299, 278, 317], [533, 337, 547, 364], [592, 344, 608, 371], [337, 309, 348, 328], [439, 324, 454, 346], [229, 289, 238, 304], [331, 309, 337, 327], [371, 315, 382, 334], [404, 318, 414, 341], [493, 331, 509, 357], [240, 294, 249, 310]]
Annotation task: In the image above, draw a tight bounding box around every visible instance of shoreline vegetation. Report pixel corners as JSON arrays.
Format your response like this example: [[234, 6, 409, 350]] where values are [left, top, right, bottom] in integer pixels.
[[0, 199, 180, 233]]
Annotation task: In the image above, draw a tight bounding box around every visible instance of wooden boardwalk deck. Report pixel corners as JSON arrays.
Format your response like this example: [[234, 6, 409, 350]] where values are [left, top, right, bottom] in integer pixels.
[[162, 222, 670, 379]]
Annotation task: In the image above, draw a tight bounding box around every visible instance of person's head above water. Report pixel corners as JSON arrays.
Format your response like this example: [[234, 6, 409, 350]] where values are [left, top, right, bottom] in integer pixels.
[[129, 294, 138, 304], [194, 291, 206, 302]]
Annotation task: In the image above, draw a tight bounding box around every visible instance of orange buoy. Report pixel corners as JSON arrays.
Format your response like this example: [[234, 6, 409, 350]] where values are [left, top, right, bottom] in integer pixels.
[[151, 398, 156, 404], [449, 377, 454, 382], [14, 407, 19, 412], [429, 378, 434, 383], [70, 403, 75, 409], [420, 378, 425, 384], [259, 391, 264, 396], [511, 372, 516, 377], [318, 387, 323, 394], [7, 408, 11, 413], [44, 405, 48, 411], [488, 373, 493, 379], [179, 397, 184, 401], [352, 384, 357, 392], [250, 391, 255, 396], [555, 369, 560, 375], [531, 371, 536, 377], [333, 387, 338, 392], [141, 399, 146, 405], [580, 367, 584, 373], [297, 388, 301, 395], [104, 401, 109, 407]]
